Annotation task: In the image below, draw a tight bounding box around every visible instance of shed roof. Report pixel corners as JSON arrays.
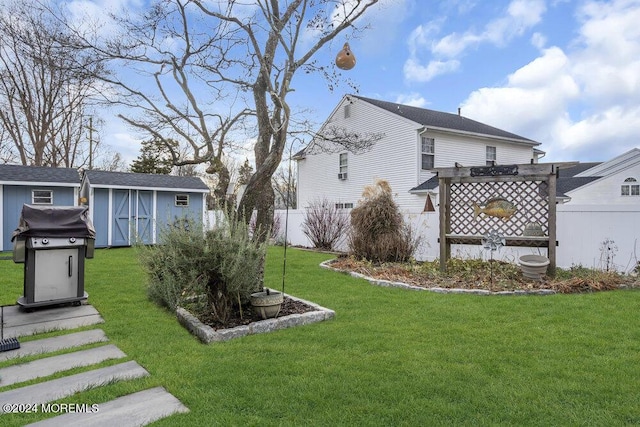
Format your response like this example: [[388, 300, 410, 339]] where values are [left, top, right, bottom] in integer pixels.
[[353, 96, 539, 145], [0, 164, 80, 186], [83, 170, 210, 192]]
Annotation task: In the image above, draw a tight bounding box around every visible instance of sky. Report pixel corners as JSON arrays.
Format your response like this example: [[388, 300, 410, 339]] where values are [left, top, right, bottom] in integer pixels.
[[73, 0, 640, 166]]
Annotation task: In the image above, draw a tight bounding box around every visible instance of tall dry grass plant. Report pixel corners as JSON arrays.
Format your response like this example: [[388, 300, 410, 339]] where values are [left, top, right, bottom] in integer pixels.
[[349, 180, 421, 263]]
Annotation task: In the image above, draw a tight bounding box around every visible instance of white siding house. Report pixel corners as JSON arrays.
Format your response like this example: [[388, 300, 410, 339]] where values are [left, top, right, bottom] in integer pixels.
[[296, 95, 541, 212], [560, 148, 640, 204]]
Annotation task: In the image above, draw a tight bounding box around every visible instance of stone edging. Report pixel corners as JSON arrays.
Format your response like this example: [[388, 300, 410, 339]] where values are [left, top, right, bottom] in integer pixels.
[[320, 259, 557, 296], [176, 291, 335, 344]]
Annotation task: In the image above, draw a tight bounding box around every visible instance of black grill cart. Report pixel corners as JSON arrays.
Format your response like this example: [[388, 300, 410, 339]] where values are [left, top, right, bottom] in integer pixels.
[[12, 205, 95, 309]]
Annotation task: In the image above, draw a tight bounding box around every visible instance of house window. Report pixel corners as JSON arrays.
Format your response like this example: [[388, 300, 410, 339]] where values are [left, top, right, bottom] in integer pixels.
[[486, 146, 497, 165], [344, 104, 351, 119], [175, 194, 190, 206], [338, 153, 348, 179], [335, 202, 354, 209], [421, 137, 435, 170], [621, 177, 639, 196], [32, 190, 53, 205]]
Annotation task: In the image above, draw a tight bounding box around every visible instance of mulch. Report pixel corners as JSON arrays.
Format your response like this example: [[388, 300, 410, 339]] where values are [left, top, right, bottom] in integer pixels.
[[327, 257, 640, 294], [203, 296, 317, 330]]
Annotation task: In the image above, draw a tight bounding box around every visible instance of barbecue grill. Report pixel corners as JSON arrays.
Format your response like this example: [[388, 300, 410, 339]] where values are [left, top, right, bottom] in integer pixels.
[[12, 205, 95, 309]]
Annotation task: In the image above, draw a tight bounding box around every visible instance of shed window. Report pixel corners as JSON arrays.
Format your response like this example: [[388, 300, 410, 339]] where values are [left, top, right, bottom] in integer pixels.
[[175, 194, 190, 206], [621, 177, 639, 196], [32, 190, 53, 205], [421, 137, 435, 170], [486, 146, 497, 165]]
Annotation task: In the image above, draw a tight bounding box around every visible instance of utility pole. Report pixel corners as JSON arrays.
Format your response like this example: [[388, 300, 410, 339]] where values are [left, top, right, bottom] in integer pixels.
[[87, 116, 95, 169]]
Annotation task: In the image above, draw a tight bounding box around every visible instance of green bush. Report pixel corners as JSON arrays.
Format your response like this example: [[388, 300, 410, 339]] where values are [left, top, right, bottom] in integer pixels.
[[348, 180, 420, 263], [139, 216, 267, 324]]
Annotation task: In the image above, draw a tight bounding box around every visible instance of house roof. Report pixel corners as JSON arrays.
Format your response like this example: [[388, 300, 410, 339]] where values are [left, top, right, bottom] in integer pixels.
[[0, 164, 80, 186], [410, 162, 603, 197], [573, 148, 640, 178], [353, 96, 539, 145], [555, 162, 602, 197], [410, 175, 439, 192], [83, 170, 210, 192]]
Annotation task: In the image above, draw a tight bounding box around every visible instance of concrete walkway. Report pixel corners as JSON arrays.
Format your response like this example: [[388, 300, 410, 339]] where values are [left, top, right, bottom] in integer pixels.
[[0, 304, 189, 425]]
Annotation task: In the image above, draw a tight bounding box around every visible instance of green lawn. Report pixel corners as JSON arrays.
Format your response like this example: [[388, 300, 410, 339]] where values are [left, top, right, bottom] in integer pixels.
[[1, 247, 639, 426]]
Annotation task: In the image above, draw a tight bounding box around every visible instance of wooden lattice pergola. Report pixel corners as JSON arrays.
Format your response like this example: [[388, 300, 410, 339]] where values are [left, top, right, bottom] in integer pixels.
[[434, 162, 576, 275]]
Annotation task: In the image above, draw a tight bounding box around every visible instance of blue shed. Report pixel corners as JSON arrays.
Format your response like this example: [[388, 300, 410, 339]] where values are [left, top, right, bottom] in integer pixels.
[[0, 165, 81, 251], [80, 170, 210, 247]]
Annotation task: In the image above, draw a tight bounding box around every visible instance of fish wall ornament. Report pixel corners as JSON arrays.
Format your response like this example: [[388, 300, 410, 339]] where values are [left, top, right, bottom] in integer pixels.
[[473, 197, 517, 221], [335, 42, 356, 70]]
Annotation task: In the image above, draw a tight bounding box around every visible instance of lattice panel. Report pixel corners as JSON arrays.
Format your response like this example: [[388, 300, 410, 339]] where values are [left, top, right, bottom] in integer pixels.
[[449, 180, 549, 237]]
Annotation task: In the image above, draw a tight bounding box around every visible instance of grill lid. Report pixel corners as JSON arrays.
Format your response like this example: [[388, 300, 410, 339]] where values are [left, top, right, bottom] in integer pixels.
[[12, 204, 96, 240]]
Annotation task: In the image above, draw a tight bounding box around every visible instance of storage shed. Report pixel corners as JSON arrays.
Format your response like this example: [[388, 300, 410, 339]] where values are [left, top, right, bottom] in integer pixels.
[[80, 170, 210, 247], [0, 165, 80, 252]]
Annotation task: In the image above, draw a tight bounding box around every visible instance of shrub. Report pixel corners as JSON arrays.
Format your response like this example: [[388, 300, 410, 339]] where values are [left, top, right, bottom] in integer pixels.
[[301, 197, 350, 250], [139, 216, 267, 324], [348, 180, 420, 263]]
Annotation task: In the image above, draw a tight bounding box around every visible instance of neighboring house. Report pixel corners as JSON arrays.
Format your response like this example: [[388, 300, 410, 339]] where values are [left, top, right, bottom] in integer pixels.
[[296, 95, 542, 211], [0, 165, 80, 251], [80, 170, 210, 248], [557, 148, 640, 204]]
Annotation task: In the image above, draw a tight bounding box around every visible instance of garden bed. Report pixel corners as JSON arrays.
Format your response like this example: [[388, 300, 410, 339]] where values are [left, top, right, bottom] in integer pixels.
[[177, 291, 335, 343], [324, 256, 640, 294]]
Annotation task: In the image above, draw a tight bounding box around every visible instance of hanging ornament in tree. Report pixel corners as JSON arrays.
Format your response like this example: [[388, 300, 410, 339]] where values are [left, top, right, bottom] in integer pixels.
[[335, 42, 356, 70]]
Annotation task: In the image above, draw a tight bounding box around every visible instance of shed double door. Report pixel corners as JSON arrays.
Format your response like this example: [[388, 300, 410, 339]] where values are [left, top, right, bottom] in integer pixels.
[[112, 190, 153, 246]]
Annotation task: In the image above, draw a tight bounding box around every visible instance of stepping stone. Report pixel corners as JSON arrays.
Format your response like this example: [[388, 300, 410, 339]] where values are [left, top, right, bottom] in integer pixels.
[[27, 386, 189, 426], [0, 329, 108, 362], [0, 344, 126, 387], [2, 305, 104, 339], [0, 361, 148, 412]]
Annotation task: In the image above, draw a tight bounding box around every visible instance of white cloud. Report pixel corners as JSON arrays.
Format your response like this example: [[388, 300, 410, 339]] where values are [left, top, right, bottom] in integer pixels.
[[403, 58, 460, 83], [395, 92, 429, 107], [432, 0, 546, 57], [459, 0, 640, 162], [531, 32, 547, 49], [460, 47, 579, 144], [404, 0, 546, 83], [571, 0, 640, 106], [406, 20, 444, 56]]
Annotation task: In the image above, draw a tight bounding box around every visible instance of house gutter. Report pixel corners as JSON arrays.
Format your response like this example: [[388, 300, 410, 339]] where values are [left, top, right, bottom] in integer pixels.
[[419, 125, 539, 146]]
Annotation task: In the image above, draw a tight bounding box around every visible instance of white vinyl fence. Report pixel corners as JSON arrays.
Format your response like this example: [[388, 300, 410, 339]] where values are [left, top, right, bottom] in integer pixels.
[[207, 204, 640, 273]]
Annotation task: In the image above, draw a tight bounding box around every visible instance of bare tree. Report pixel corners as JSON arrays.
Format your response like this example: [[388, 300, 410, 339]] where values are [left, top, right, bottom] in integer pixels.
[[0, 1, 104, 167], [272, 164, 297, 209], [67, 0, 380, 239], [95, 150, 128, 172], [302, 198, 349, 251]]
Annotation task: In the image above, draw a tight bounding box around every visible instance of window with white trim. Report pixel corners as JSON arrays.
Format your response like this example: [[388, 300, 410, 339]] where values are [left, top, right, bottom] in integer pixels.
[[421, 137, 435, 170], [335, 202, 354, 209], [175, 194, 190, 206], [621, 177, 639, 196], [338, 153, 348, 179], [486, 146, 497, 166], [32, 190, 53, 205]]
